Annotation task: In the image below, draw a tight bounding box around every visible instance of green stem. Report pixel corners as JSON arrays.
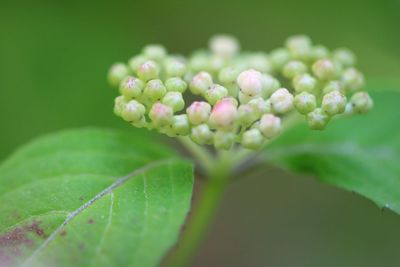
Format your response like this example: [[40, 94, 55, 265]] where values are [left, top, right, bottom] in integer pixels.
[[165, 152, 232, 267], [178, 136, 214, 173]]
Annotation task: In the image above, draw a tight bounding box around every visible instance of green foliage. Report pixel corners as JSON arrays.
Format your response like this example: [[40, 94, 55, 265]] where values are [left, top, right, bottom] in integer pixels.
[[0, 128, 194, 267], [266, 90, 400, 213]]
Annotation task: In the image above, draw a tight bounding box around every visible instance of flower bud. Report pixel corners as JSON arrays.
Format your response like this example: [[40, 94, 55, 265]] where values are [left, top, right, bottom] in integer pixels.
[[312, 59, 336, 80], [128, 55, 147, 73], [190, 71, 213, 95], [143, 44, 167, 61], [283, 61, 307, 79], [137, 60, 159, 81], [238, 91, 254, 104], [237, 104, 259, 126], [121, 100, 146, 122], [322, 90, 347, 116], [342, 68, 364, 92], [294, 92, 317, 114], [205, 84, 228, 105], [248, 97, 271, 115], [149, 102, 173, 127], [323, 80, 344, 95], [186, 101, 212, 125], [119, 76, 144, 99], [311, 45, 329, 60], [261, 74, 280, 98], [246, 52, 272, 73], [269, 48, 290, 70], [189, 51, 210, 73], [285, 35, 312, 60], [165, 77, 187, 93], [218, 67, 239, 84], [214, 130, 235, 150], [131, 116, 147, 128], [208, 55, 225, 74], [144, 79, 167, 101], [190, 124, 213, 145], [237, 69, 263, 97], [333, 48, 355, 67], [209, 98, 238, 129], [114, 96, 128, 117], [270, 88, 294, 114], [165, 58, 187, 77], [293, 73, 316, 93], [259, 114, 281, 138], [108, 63, 129, 87], [241, 129, 264, 150], [209, 35, 239, 58], [162, 91, 185, 112], [172, 114, 190, 135], [307, 108, 330, 130], [351, 92, 373, 113]]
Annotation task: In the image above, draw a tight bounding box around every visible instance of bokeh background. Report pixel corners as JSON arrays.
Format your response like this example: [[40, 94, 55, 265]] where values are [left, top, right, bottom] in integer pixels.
[[1, 0, 400, 266]]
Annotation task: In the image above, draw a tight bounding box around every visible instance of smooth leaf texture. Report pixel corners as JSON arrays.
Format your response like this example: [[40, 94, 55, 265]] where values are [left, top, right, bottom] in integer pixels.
[[0, 128, 194, 267], [266, 90, 400, 213]]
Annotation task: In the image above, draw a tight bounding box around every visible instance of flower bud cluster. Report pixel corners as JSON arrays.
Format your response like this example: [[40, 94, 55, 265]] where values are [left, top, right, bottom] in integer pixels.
[[108, 35, 373, 150]]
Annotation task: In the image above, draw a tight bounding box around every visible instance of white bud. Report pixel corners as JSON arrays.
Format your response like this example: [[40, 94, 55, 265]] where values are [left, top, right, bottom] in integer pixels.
[[342, 68, 364, 92], [294, 92, 317, 114], [209, 35, 240, 58], [293, 73, 316, 93], [119, 76, 144, 99], [283, 61, 307, 79], [137, 60, 159, 81], [190, 71, 213, 95], [191, 124, 214, 145], [209, 98, 238, 129], [236, 69, 263, 97], [186, 101, 212, 125], [351, 92, 373, 113], [307, 108, 330, 130], [121, 100, 146, 122], [312, 59, 336, 80], [270, 88, 294, 114], [149, 102, 173, 127], [205, 84, 228, 105], [246, 52, 272, 73], [259, 114, 281, 138], [241, 129, 264, 150], [108, 63, 129, 87], [162, 92, 185, 112], [322, 90, 347, 116]]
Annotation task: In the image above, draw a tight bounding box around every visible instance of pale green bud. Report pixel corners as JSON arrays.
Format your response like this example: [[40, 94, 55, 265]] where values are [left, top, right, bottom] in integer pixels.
[[294, 92, 317, 114], [144, 79, 167, 101], [165, 77, 187, 93], [189, 51, 210, 73], [190, 71, 213, 95], [190, 124, 214, 145], [213, 130, 235, 150], [172, 114, 190, 135], [261, 74, 280, 98], [270, 48, 290, 70], [119, 76, 144, 99], [323, 80, 344, 95], [237, 69, 263, 97], [130, 116, 147, 128], [322, 90, 347, 116], [143, 44, 167, 61], [209, 98, 238, 130], [342, 68, 364, 92], [311, 45, 329, 60], [238, 91, 254, 104], [312, 59, 336, 80], [351, 92, 373, 113], [270, 88, 294, 114], [149, 102, 173, 127], [162, 91, 185, 112], [246, 52, 272, 73], [307, 108, 330, 130], [225, 84, 240, 98], [241, 129, 264, 150], [208, 56, 225, 74], [285, 35, 312, 61], [218, 67, 239, 84], [333, 48, 355, 67], [293, 73, 316, 93], [209, 35, 240, 58], [259, 114, 281, 138], [283, 60, 307, 79], [108, 63, 129, 87], [165, 58, 187, 77], [237, 104, 259, 126], [248, 97, 271, 115], [137, 60, 159, 81], [121, 100, 146, 122], [205, 84, 228, 105], [128, 55, 147, 73], [186, 101, 212, 125], [113, 95, 128, 116]]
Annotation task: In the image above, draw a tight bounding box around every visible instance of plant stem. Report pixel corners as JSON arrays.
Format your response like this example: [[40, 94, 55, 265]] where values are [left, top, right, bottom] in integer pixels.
[[178, 136, 214, 174], [165, 151, 232, 267]]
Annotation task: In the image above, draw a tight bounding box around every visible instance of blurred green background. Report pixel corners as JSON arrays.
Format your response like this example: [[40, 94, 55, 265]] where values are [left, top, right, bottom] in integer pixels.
[[1, 0, 399, 266]]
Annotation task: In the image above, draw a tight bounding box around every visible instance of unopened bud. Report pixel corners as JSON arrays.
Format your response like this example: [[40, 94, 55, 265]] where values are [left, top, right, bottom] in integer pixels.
[[128, 55, 147, 73], [137, 60, 159, 81], [144, 79, 167, 101], [342, 68, 364, 92], [237, 104, 259, 126], [209, 35, 239, 58], [285, 35, 312, 60], [186, 101, 212, 125], [191, 124, 213, 144], [108, 63, 129, 87], [311, 45, 329, 60], [114, 96, 128, 116], [162, 91, 185, 112], [165, 77, 187, 93], [241, 129, 264, 150], [119, 76, 144, 99], [323, 80, 344, 95], [307, 108, 330, 130], [283, 61, 307, 79], [214, 130, 235, 150], [322, 90, 347, 116], [143, 44, 167, 61], [270, 48, 290, 70], [259, 114, 281, 138], [190, 71, 213, 95], [248, 97, 271, 115], [333, 48, 355, 67], [293, 73, 316, 93], [218, 67, 239, 84], [237, 69, 263, 97], [312, 59, 336, 80], [172, 114, 190, 135], [246, 52, 272, 73], [149, 102, 173, 127], [261, 74, 280, 97], [165, 58, 187, 77], [351, 92, 373, 113], [205, 84, 228, 105], [294, 92, 317, 114], [121, 100, 146, 122], [209, 98, 238, 129], [270, 88, 294, 114]]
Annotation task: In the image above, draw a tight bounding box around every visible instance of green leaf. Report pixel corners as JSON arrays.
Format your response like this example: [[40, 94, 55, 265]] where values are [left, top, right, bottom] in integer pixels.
[[266, 90, 400, 213], [0, 128, 194, 267]]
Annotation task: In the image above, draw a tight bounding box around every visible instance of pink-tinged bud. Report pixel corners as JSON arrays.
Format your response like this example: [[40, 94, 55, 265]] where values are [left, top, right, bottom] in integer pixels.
[[209, 98, 238, 129], [259, 114, 281, 138], [189, 71, 213, 95], [236, 69, 263, 97], [149, 102, 173, 127], [186, 101, 212, 125]]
